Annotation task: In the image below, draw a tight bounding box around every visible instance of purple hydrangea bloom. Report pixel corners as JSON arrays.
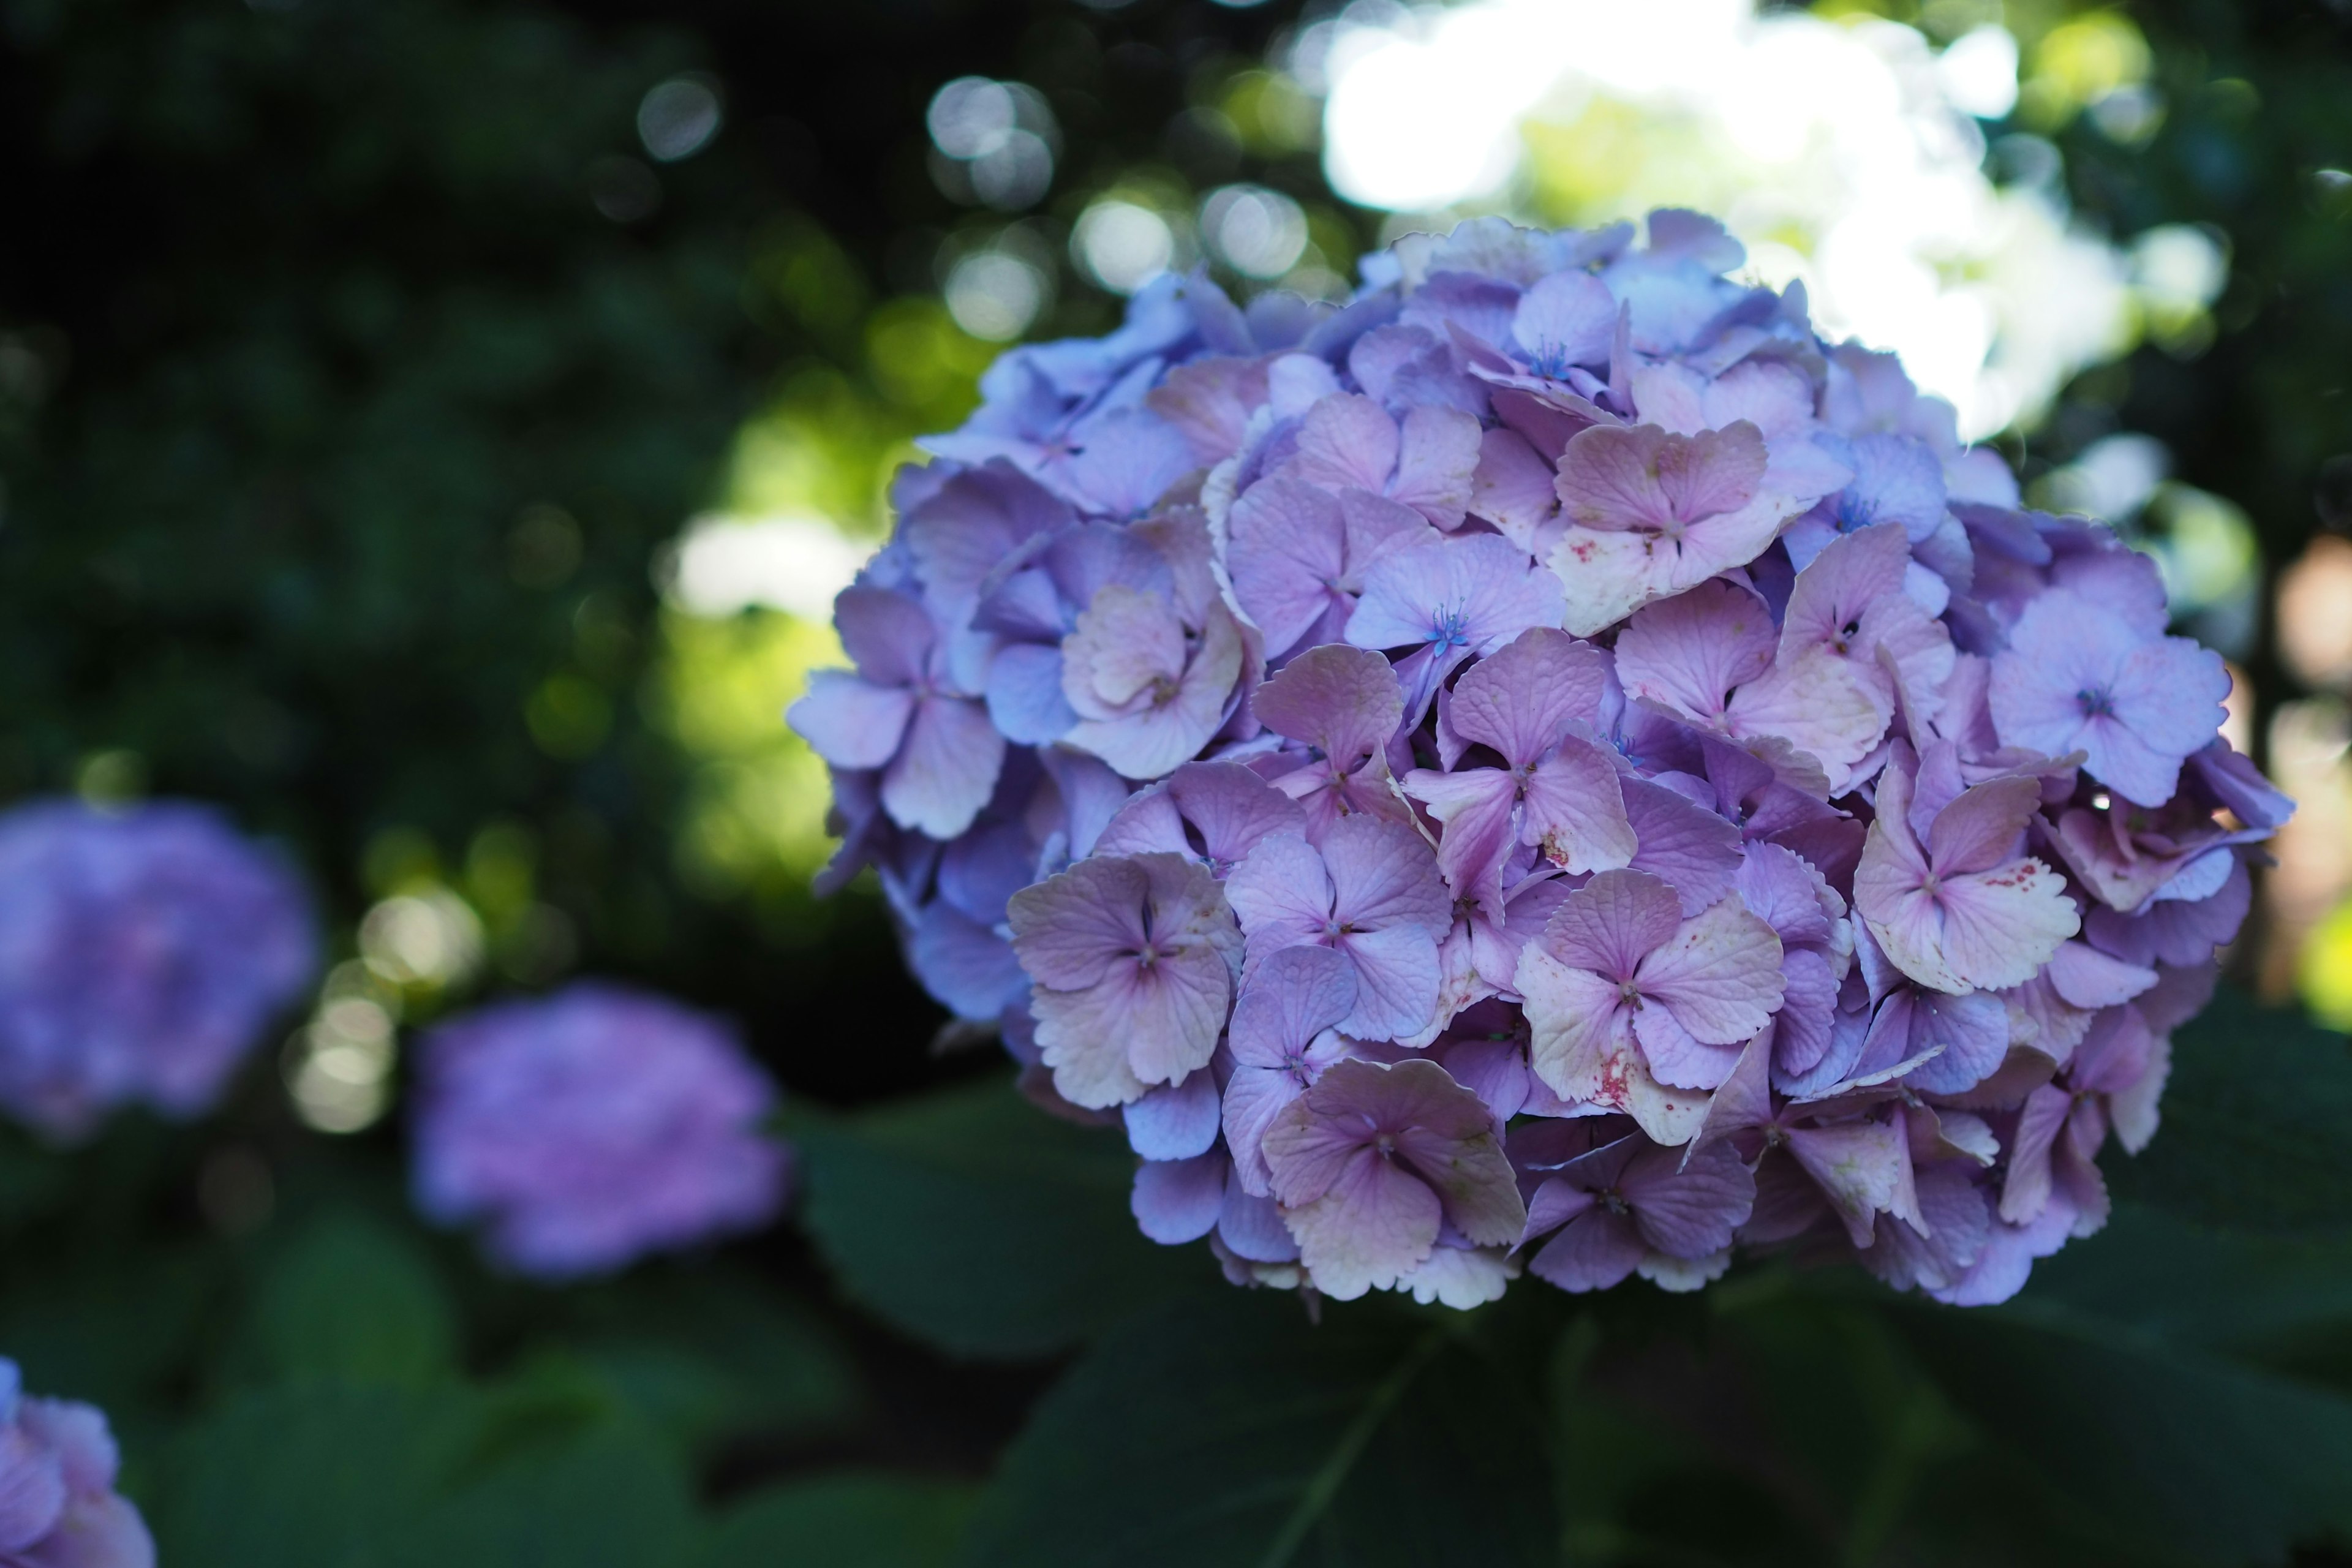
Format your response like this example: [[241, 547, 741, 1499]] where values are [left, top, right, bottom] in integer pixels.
[[0, 1360, 154, 1568], [412, 984, 788, 1278], [0, 800, 315, 1140], [796, 210, 2287, 1310]]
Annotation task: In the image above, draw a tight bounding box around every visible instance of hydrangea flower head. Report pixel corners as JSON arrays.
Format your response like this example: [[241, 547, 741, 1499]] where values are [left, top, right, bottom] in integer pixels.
[[800, 213, 2286, 1311], [0, 1359, 154, 1567], [0, 799, 316, 1140], [411, 983, 788, 1278]]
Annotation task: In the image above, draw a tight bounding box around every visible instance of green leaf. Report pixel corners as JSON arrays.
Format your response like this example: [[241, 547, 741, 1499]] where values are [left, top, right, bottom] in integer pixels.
[[699, 1472, 976, 1568], [386, 1424, 699, 1568], [1888, 1297, 2352, 1565], [2024, 1201, 2352, 1353], [2108, 987, 2352, 1237], [150, 1381, 699, 1568], [557, 1270, 865, 1451], [148, 1383, 482, 1567], [959, 1290, 1557, 1567], [793, 1076, 1210, 1359], [236, 1212, 457, 1387]]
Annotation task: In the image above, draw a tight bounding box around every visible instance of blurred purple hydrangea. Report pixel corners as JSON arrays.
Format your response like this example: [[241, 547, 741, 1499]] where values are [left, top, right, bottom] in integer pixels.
[[0, 799, 317, 1140], [0, 1359, 154, 1567], [411, 983, 789, 1278], [794, 211, 2291, 1310]]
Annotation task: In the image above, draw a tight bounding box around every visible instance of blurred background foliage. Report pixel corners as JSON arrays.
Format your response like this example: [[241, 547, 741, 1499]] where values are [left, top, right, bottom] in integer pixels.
[[3, 0, 2352, 1562]]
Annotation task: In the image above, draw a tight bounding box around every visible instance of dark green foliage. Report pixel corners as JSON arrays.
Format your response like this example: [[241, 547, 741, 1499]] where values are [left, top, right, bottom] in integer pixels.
[[961, 1291, 1556, 1568], [2109, 987, 2352, 1236], [699, 1473, 976, 1568], [793, 1075, 1215, 1359]]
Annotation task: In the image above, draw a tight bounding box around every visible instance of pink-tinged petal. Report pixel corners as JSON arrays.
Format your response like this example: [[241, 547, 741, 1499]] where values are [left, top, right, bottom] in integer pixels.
[[1521, 1171, 1598, 1246], [2109, 636, 2230, 767], [1780, 525, 1921, 645], [1282, 1146, 1443, 1300], [1926, 776, 2041, 877], [1725, 648, 1889, 790], [1065, 605, 1246, 780], [1555, 422, 1766, 530], [1030, 980, 1152, 1109], [1470, 427, 1562, 551], [1335, 925, 1442, 1041], [1324, 815, 1452, 933], [1038, 946, 1230, 1106], [1736, 841, 1842, 951], [882, 695, 1006, 839], [1927, 1189, 2070, 1307], [1123, 1069, 1223, 1160], [1869, 1161, 1996, 1294], [1517, 946, 1632, 1102], [1615, 1054, 1714, 1147], [1771, 949, 1841, 1076], [1061, 584, 1185, 711], [1095, 760, 1306, 873], [1530, 1208, 1645, 1292], [1261, 1081, 1373, 1213], [1615, 578, 1777, 724], [2046, 939, 2158, 1009], [1395, 1242, 1517, 1308], [1786, 1118, 1917, 1247], [1635, 897, 1786, 1045], [1624, 1139, 1755, 1256], [1521, 737, 1638, 875], [1448, 628, 1610, 766], [1512, 270, 1617, 371], [1227, 944, 1357, 1068], [1227, 831, 1336, 957], [1998, 1082, 2072, 1226], [1539, 867, 1682, 978], [1223, 1070, 1303, 1197], [1008, 856, 1152, 989], [1879, 987, 2011, 1096], [1626, 360, 1708, 435], [1934, 860, 2080, 992], [1621, 778, 1744, 916], [1146, 355, 1270, 464], [1291, 393, 1401, 496], [1385, 1081, 1523, 1245], [789, 672, 915, 771], [1403, 768, 1518, 907], [834, 585, 936, 687], [2108, 1022, 2170, 1153], [1133, 1151, 1229, 1243], [1391, 405, 1482, 529], [1632, 1003, 1743, 1091], [1226, 476, 1348, 659], [1253, 644, 1405, 767], [1341, 489, 1448, 585]]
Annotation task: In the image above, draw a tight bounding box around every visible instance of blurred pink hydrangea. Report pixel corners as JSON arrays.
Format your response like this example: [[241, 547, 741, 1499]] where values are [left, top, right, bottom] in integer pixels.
[[412, 983, 788, 1278], [794, 211, 2289, 1310]]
